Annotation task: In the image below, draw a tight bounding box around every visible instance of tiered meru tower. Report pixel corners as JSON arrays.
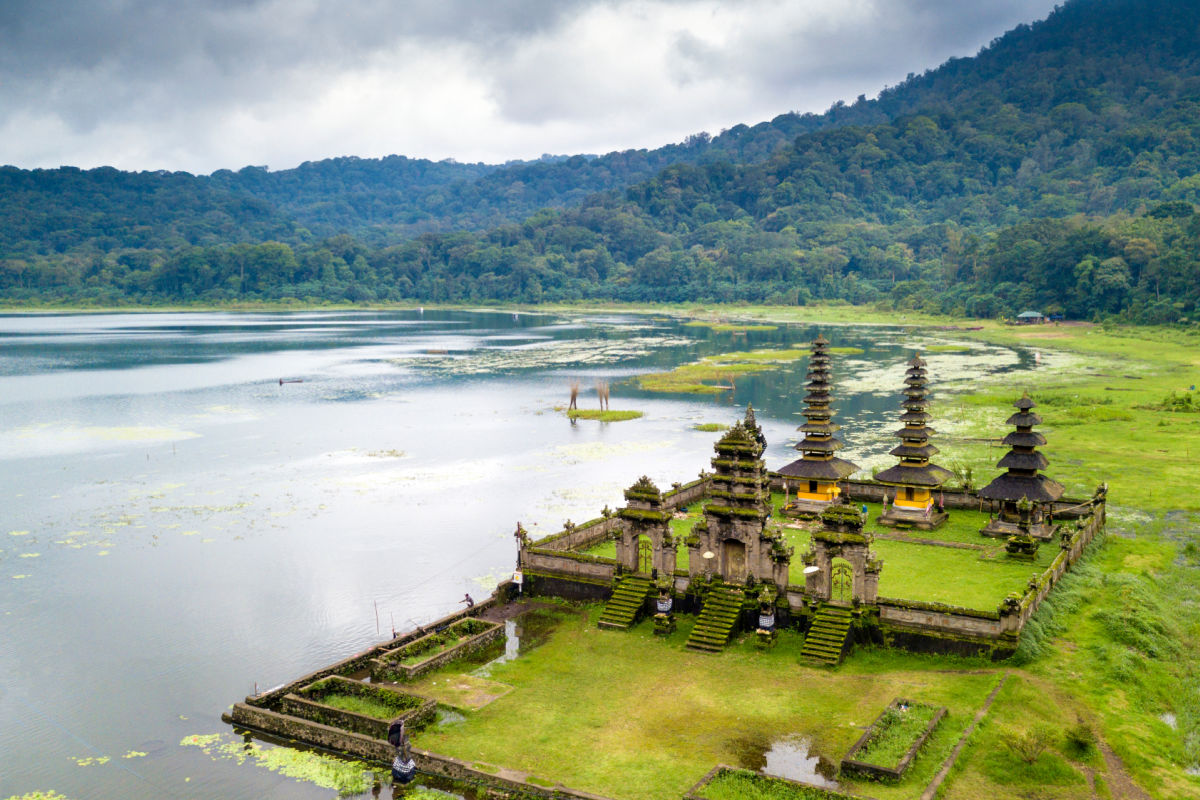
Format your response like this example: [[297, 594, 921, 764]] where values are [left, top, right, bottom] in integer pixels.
[[779, 335, 858, 518], [977, 395, 1064, 540], [689, 409, 791, 587], [875, 354, 953, 530]]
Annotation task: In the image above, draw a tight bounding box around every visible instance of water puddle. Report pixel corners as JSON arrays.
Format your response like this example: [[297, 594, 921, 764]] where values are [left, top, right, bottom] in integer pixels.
[[471, 607, 560, 677], [734, 733, 839, 789], [435, 709, 466, 727]]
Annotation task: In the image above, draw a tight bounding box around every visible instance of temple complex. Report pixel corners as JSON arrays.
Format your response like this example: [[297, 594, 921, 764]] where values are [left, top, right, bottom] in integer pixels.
[[226, 335, 1112, 800], [977, 394, 1064, 540], [874, 354, 953, 529], [778, 335, 859, 518]]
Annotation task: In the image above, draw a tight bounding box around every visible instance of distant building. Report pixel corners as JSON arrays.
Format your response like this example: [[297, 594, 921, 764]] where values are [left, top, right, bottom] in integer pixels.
[[1017, 310, 1047, 324]]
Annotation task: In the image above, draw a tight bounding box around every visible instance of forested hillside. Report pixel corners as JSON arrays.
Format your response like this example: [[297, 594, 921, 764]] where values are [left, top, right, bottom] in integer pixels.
[[3, 0, 1200, 322]]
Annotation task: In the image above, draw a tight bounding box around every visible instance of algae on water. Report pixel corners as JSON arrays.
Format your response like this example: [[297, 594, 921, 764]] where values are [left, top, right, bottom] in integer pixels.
[[181, 733, 372, 796]]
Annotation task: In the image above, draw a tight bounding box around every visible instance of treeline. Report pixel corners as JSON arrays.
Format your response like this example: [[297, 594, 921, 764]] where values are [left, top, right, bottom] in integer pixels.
[[3, 0, 1200, 324], [5, 201, 1196, 324]]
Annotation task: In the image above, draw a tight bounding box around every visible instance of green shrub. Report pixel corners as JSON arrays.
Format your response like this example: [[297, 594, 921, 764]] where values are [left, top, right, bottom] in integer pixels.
[[1064, 721, 1098, 757], [1001, 723, 1057, 764]]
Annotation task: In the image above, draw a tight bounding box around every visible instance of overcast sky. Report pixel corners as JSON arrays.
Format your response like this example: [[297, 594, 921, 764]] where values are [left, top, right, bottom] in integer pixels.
[[0, 0, 1061, 174]]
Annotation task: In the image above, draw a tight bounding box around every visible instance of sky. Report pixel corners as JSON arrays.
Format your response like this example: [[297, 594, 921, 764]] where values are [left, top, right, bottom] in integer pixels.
[[0, 0, 1062, 175]]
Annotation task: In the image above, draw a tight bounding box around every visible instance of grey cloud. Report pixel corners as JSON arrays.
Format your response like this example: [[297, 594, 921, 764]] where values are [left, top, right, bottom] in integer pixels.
[[0, 0, 599, 129], [0, 0, 1062, 170], [666, 0, 1060, 103]]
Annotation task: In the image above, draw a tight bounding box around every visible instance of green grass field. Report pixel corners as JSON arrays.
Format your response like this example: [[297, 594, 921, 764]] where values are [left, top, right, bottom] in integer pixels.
[[411, 603, 997, 800]]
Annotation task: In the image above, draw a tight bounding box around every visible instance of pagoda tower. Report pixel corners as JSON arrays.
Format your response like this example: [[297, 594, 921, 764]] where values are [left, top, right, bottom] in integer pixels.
[[688, 419, 790, 587], [978, 395, 1064, 540], [778, 335, 859, 518], [875, 354, 952, 530]]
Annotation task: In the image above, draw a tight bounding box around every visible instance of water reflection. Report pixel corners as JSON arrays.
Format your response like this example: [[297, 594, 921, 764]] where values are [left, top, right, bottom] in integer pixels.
[[736, 733, 840, 789]]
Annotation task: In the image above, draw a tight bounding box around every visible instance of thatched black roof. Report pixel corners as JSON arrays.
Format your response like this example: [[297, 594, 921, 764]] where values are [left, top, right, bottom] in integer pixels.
[[890, 442, 940, 459], [894, 425, 937, 440], [997, 450, 1049, 471], [779, 455, 858, 480], [1002, 430, 1047, 448], [875, 462, 954, 487], [978, 474, 1064, 502], [978, 395, 1062, 503], [1006, 410, 1042, 427]]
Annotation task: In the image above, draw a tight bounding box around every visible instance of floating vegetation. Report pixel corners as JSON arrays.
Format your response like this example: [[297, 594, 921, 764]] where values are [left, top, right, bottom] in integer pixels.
[[693, 423, 729, 432], [566, 409, 643, 422], [391, 335, 692, 375], [11, 574, 29, 580], [827, 346, 865, 354], [181, 732, 371, 795], [5, 792, 71, 800], [707, 349, 806, 363], [121, 750, 147, 759], [8, 531, 30, 536], [18, 553, 39, 558], [0, 424, 200, 459], [683, 321, 778, 332], [639, 358, 778, 394], [72, 756, 110, 767]]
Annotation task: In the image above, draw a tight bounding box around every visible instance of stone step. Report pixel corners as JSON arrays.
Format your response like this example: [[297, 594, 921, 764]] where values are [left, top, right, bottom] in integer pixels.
[[598, 576, 654, 632], [799, 605, 854, 667]]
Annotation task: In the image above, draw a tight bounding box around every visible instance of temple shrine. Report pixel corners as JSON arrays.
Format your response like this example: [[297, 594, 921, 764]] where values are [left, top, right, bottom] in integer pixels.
[[874, 354, 953, 529], [977, 394, 1064, 540], [778, 335, 859, 518]]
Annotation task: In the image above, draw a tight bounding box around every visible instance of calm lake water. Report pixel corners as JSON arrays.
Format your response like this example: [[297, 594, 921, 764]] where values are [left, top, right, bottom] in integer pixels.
[[0, 310, 1038, 799]]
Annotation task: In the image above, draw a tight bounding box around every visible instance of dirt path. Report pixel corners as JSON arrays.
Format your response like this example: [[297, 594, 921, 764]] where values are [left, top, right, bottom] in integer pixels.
[[1099, 740, 1152, 800], [920, 673, 1009, 800], [1014, 670, 1152, 800]]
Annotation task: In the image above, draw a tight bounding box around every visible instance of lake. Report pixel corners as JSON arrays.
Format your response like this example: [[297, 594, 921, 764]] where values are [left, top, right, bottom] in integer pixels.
[[0, 309, 1039, 799]]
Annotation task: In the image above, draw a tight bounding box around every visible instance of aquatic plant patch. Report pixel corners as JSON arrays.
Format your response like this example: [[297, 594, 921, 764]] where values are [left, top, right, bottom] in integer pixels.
[[372, 618, 503, 681], [181, 732, 372, 795], [567, 409, 644, 422], [841, 700, 945, 780]]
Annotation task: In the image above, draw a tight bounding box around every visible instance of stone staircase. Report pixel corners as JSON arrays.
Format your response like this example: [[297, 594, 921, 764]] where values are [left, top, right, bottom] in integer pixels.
[[598, 575, 653, 630], [800, 605, 854, 666], [685, 586, 745, 652]]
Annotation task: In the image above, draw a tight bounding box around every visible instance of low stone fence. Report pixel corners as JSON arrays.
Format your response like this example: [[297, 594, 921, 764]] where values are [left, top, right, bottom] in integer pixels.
[[517, 482, 717, 598], [246, 582, 517, 709], [1009, 505, 1103, 630], [371, 619, 504, 682], [840, 699, 947, 781], [875, 498, 1103, 656], [663, 477, 709, 509], [529, 516, 619, 552], [226, 705, 615, 799], [683, 765, 875, 800], [279, 676, 434, 739]]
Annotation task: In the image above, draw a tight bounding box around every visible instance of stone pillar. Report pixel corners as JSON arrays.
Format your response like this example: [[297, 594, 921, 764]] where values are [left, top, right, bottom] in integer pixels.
[[657, 540, 677, 578]]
